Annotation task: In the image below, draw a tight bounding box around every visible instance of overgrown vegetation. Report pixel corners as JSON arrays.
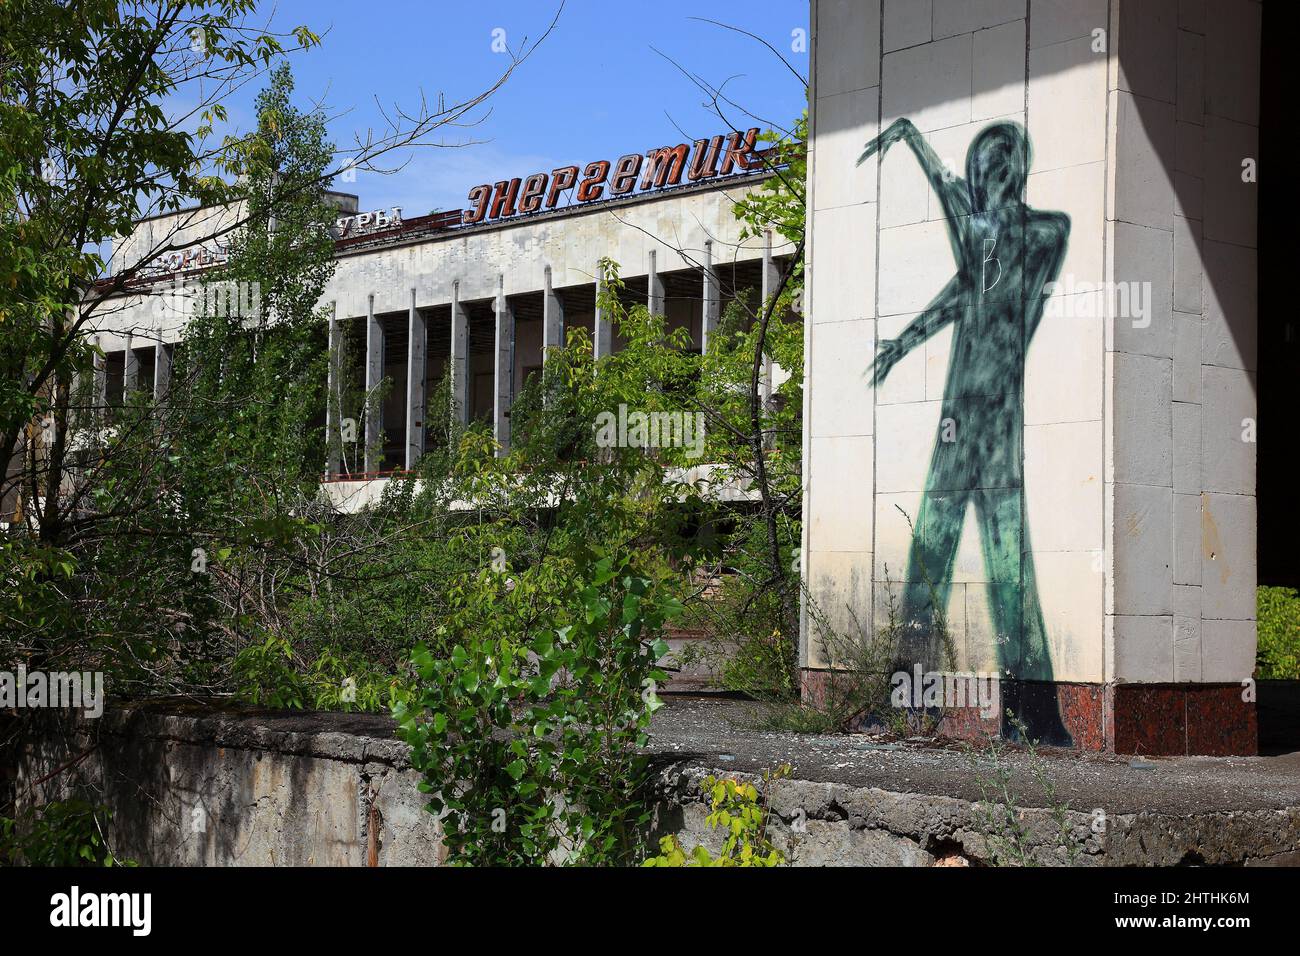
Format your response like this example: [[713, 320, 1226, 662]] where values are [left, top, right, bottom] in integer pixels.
[[0, 800, 133, 867], [740, 546, 957, 737], [643, 767, 790, 867], [683, 114, 807, 699], [387, 254, 800, 864], [967, 712, 1087, 866], [398, 554, 680, 865], [2, 0, 559, 686], [2, 0, 820, 866], [1257, 586, 1300, 680], [2, 1, 326, 679]]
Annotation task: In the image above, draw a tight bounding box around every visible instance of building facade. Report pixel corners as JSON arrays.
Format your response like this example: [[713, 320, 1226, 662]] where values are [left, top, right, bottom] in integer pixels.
[[89, 136, 794, 513]]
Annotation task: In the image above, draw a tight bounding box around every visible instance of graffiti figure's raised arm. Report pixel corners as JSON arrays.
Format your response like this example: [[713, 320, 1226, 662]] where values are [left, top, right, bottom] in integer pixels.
[[859, 119, 971, 227], [868, 277, 964, 386]]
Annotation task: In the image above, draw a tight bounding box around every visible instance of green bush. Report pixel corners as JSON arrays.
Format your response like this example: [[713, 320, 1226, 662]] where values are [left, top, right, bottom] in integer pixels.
[[396, 553, 681, 866], [643, 767, 789, 867], [0, 801, 133, 867], [1257, 586, 1300, 679], [231, 635, 411, 712]]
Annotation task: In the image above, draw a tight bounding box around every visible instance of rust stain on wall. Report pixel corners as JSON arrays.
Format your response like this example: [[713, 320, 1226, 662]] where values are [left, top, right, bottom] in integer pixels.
[[1201, 493, 1229, 585]]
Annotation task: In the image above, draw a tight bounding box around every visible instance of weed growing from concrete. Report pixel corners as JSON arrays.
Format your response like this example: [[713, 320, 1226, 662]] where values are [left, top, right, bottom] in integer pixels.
[[967, 711, 1086, 866], [746, 541, 956, 736]]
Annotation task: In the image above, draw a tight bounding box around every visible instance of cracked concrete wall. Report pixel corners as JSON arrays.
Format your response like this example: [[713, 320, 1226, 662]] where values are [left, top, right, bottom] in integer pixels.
[[12, 705, 1298, 866], [12, 708, 445, 867], [655, 763, 1300, 867]]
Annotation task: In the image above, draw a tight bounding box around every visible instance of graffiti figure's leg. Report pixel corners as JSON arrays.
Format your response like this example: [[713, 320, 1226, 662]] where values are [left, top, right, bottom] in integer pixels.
[[973, 488, 1072, 745], [1016, 517, 1054, 682], [899, 487, 968, 672], [972, 488, 1028, 674]]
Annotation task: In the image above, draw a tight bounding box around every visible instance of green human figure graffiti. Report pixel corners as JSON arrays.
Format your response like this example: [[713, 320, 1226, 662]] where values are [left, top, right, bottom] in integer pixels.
[[860, 119, 1071, 743]]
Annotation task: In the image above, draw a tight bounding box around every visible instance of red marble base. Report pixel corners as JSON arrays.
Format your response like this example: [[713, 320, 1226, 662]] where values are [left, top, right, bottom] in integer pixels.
[[1112, 683, 1258, 756]]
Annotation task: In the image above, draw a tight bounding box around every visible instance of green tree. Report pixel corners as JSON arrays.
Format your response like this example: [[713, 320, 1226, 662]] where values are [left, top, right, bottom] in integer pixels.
[[678, 115, 807, 696], [1, 1, 323, 544], [171, 60, 337, 544], [1, 1, 323, 677], [3, 61, 337, 691], [1, 0, 553, 679]]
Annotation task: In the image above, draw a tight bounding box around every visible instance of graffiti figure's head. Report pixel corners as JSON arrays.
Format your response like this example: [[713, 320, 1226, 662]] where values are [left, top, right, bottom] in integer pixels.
[[965, 121, 1030, 211]]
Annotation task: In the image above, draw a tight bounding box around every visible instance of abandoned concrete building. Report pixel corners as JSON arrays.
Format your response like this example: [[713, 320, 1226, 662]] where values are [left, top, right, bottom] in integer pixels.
[[84, 0, 1268, 759], [89, 130, 793, 513]]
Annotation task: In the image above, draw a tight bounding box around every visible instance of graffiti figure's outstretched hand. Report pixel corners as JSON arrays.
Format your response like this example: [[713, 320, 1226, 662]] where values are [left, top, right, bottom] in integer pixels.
[[861, 118, 973, 244], [866, 277, 964, 389], [869, 338, 905, 386], [858, 118, 912, 166]]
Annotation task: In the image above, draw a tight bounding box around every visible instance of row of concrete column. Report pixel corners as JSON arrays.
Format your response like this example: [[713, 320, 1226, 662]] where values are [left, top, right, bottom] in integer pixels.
[[89, 233, 780, 476], [93, 335, 173, 407], [320, 233, 778, 477]]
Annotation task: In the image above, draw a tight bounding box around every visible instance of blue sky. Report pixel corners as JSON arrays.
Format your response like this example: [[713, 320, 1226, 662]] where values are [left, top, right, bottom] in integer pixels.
[[243, 0, 809, 216]]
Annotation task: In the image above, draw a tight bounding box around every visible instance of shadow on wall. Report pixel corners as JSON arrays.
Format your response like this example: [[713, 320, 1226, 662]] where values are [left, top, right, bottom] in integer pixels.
[[1255, 8, 1290, 587], [10, 705, 444, 866]]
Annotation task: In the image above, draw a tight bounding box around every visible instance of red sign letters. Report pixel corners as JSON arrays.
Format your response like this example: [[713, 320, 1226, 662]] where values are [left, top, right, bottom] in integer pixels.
[[462, 128, 762, 225]]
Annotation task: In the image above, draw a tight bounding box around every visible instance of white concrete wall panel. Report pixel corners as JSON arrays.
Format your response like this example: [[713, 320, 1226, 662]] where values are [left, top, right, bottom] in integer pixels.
[[1102, 0, 1258, 685]]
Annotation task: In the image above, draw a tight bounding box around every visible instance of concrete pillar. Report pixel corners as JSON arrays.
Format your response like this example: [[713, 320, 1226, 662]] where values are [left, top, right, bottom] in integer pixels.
[[69, 331, 83, 416], [760, 228, 780, 305], [92, 335, 106, 422], [450, 281, 470, 426], [702, 239, 721, 356], [543, 265, 565, 361], [123, 334, 138, 395], [153, 341, 172, 402], [647, 249, 664, 316], [593, 263, 613, 360], [405, 288, 425, 470], [759, 229, 777, 404], [801, 0, 1261, 755], [493, 275, 514, 454], [325, 303, 342, 478], [364, 294, 383, 473]]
